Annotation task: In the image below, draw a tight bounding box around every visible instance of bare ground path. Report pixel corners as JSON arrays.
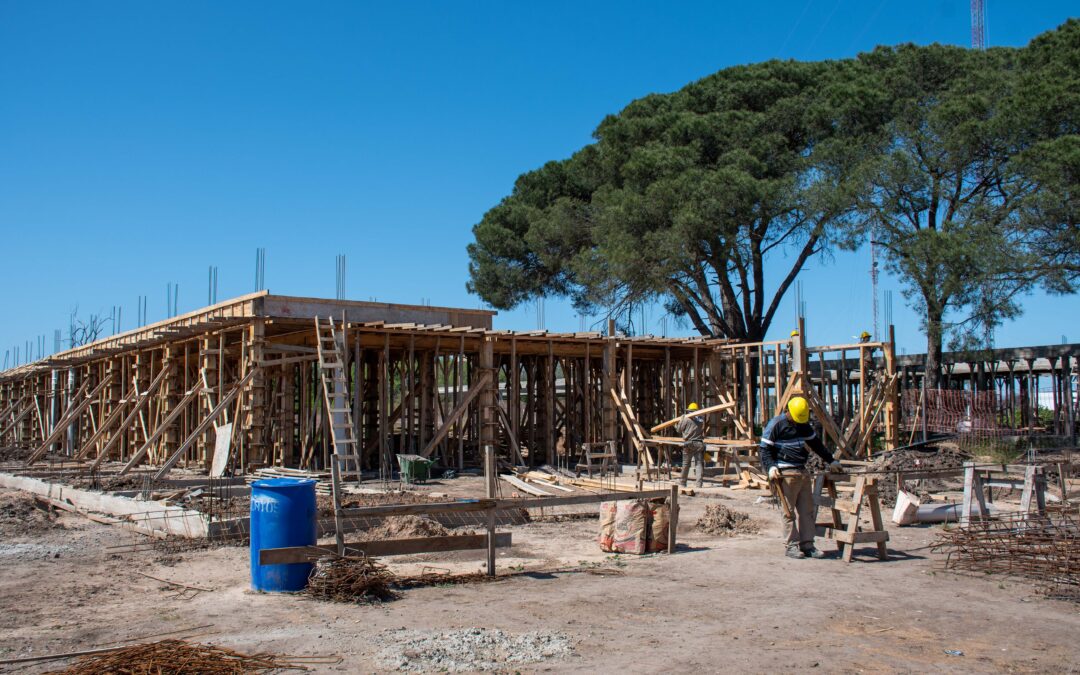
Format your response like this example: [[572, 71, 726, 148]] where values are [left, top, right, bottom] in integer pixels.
[[0, 486, 1077, 673]]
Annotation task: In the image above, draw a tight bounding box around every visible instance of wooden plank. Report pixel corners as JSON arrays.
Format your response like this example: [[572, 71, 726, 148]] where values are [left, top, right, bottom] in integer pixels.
[[501, 474, 553, 496], [260, 532, 512, 565], [339, 499, 498, 519], [833, 530, 890, 544], [419, 371, 491, 458], [649, 401, 734, 433], [496, 489, 670, 510]]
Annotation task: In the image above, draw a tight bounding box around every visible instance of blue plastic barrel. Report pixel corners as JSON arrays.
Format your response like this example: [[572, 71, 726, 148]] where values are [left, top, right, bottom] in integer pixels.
[[250, 478, 317, 592]]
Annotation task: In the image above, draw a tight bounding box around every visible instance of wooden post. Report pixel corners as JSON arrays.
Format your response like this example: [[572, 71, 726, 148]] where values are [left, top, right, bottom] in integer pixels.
[[668, 483, 678, 554], [485, 444, 497, 577]]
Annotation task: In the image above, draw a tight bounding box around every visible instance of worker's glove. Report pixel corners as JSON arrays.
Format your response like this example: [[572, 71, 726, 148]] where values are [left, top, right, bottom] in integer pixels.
[[768, 466, 780, 480], [828, 461, 844, 473]]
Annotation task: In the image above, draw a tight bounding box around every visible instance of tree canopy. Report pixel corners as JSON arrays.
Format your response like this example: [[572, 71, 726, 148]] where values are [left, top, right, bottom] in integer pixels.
[[468, 21, 1079, 359], [848, 20, 1080, 383], [468, 58, 870, 341]]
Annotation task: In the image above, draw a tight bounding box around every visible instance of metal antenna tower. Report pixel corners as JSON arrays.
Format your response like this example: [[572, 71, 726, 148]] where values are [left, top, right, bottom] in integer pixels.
[[871, 232, 879, 339], [971, 0, 987, 49]]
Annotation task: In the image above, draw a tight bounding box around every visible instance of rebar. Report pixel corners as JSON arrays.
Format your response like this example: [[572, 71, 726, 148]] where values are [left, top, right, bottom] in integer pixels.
[[933, 511, 1080, 600], [47, 638, 308, 674]]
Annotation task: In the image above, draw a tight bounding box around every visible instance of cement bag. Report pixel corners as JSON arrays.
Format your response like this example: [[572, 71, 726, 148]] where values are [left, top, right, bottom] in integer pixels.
[[598, 500, 650, 554], [598, 501, 618, 551], [647, 500, 670, 552]]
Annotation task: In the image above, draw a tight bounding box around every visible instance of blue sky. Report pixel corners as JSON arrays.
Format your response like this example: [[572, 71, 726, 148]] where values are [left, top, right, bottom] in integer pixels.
[[1, 0, 1077, 365]]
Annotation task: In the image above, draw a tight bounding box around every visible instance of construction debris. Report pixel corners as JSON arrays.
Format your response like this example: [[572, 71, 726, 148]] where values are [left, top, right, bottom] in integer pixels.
[[46, 639, 307, 674], [933, 511, 1080, 601], [695, 504, 760, 536]]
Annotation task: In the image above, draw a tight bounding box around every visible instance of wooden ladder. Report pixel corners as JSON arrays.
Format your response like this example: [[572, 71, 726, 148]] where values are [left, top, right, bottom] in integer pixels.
[[315, 316, 360, 554]]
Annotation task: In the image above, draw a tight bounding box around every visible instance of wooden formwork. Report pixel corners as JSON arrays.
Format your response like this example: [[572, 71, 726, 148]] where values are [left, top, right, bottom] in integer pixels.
[[0, 293, 901, 477]]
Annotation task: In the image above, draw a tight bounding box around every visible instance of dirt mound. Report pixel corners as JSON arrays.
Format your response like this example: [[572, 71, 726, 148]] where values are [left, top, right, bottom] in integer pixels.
[[363, 515, 450, 540], [695, 504, 759, 536], [870, 444, 969, 506], [318, 491, 440, 518], [0, 493, 63, 537], [0, 446, 33, 462]]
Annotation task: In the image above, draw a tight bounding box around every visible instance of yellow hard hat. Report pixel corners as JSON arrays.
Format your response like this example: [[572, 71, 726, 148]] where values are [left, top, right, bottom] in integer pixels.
[[860, 331, 871, 340], [687, 402, 700, 411], [790, 329, 799, 337], [787, 396, 810, 424]]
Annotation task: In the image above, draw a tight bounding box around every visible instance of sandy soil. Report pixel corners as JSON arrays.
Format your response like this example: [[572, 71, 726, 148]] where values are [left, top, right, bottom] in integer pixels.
[[1, 483, 1078, 673]]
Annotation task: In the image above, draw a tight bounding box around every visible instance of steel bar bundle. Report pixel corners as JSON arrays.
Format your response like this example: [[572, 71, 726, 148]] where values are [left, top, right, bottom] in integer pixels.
[[306, 553, 400, 603], [48, 638, 309, 674], [933, 511, 1080, 599]]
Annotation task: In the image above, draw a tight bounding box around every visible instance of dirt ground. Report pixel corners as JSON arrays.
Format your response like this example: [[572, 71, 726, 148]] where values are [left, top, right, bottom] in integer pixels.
[[1, 479, 1078, 674]]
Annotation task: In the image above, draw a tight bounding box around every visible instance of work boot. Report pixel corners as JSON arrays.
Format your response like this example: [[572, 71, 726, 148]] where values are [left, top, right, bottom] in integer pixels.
[[785, 546, 805, 559], [801, 546, 826, 559]]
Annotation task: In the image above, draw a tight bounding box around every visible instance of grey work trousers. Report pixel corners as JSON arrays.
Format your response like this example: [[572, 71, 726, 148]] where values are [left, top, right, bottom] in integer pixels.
[[680, 441, 705, 488], [777, 470, 817, 550]]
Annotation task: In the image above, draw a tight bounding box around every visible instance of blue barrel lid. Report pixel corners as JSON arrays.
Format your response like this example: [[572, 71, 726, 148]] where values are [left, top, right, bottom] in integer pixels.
[[251, 477, 318, 489]]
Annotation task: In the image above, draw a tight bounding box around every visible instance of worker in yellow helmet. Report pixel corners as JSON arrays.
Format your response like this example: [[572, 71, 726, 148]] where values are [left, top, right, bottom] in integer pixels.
[[858, 331, 879, 381], [677, 402, 705, 489], [790, 329, 799, 338], [759, 396, 843, 559]]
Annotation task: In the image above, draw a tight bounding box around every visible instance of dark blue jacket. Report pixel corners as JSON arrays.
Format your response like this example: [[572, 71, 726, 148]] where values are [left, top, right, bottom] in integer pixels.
[[758, 413, 835, 473]]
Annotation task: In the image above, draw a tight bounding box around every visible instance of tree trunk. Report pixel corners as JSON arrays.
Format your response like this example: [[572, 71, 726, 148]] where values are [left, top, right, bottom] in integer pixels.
[[924, 306, 945, 390]]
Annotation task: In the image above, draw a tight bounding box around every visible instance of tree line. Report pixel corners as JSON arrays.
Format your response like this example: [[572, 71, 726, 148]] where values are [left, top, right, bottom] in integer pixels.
[[467, 21, 1079, 386]]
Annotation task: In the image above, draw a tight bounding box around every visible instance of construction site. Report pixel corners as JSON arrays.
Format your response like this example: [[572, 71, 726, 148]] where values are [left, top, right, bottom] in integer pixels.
[[3, 1, 1080, 673], [0, 289, 1077, 672]]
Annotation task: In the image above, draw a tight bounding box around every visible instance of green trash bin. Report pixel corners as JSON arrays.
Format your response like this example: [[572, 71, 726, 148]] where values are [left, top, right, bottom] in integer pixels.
[[396, 453, 433, 484]]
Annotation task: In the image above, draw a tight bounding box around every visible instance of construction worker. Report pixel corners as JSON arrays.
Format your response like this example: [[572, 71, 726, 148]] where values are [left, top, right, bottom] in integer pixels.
[[859, 331, 878, 382], [759, 396, 843, 559], [677, 402, 705, 488]]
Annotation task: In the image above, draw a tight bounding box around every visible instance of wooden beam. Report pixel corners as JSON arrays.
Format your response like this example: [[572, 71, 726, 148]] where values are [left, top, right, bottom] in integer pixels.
[[152, 369, 259, 481], [259, 532, 512, 565], [89, 368, 169, 471], [419, 370, 491, 458], [25, 376, 111, 465], [649, 400, 734, 433], [119, 381, 205, 474], [494, 403, 525, 466], [73, 395, 131, 461]]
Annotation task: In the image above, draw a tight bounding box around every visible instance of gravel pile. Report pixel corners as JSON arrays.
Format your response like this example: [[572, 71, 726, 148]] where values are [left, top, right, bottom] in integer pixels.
[[0, 542, 73, 561], [695, 504, 760, 536], [374, 627, 573, 672]]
